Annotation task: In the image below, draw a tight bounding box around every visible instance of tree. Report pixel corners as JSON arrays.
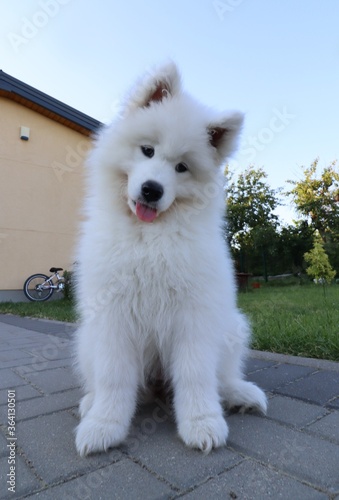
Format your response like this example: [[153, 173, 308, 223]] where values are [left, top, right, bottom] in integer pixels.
[[304, 232, 336, 284], [287, 158, 339, 241], [276, 221, 314, 273], [225, 166, 281, 278], [225, 166, 280, 246]]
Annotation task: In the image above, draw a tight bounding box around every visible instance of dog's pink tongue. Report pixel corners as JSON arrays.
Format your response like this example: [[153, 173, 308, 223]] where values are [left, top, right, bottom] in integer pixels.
[[136, 201, 157, 222]]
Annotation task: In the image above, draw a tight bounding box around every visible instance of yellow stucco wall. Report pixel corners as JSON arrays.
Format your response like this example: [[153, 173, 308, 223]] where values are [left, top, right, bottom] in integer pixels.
[[0, 97, 93, 290]]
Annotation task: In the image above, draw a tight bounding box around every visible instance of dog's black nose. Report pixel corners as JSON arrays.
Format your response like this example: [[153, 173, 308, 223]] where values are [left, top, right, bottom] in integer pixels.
[[141, 181, 164, 203]]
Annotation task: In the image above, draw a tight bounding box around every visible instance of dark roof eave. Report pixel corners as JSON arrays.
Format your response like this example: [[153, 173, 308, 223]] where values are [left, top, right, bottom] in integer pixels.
[[0, 70, 102, 134]]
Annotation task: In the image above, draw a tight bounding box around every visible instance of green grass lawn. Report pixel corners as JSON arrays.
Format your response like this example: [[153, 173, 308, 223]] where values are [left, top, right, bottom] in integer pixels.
[[0, 298, 77, 323], [238, 284, 339, 362], [0, 284, 338, 361]]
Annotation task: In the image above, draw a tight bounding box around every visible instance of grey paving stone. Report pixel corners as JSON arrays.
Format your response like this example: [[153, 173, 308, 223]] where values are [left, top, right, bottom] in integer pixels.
[[247, 364, 315, 391], [0, 369, 26, 390], [0, 388, 81, 425], [15, 366, 79, 394], [3, 337, 71, 352], [15, 357, 74, 375], [0, 455, 41, 499], [228, 413, 339, 493], [183, 459, 327, 499], [0, 327, 57, 343], [250, 350, 339, 373], [0, 349, 35, 362], [0, 322, 38, 339], [25, 459, 175, 499], [122, 402, 242, 490], [0, 342, 12, 351], [329, 396, 339, 409], [0, 431, 7, 457], [306, 411, 339, 443], [23, 338, 71, 351], [0, 330, 20, 342], [277, 370, 339, 405], [6, 335, 69, 345], [16, 411, 122, 484], [245, 358, 278, 374], [0, 314, 76, 338], [0, 384, 41, 409], [266, 395, 327, 427], [0, 341, 50, 352], [0, 356, 42, 370], [24, 342, 73, 361], [1, 316, 338, 499]]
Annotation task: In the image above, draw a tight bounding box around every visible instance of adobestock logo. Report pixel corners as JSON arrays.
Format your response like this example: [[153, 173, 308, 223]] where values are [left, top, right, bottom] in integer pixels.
[[7, 0, 72, 53], [239, 106, 296, 163], [52, 140, 91, 182], [213, 0, 246, 20]]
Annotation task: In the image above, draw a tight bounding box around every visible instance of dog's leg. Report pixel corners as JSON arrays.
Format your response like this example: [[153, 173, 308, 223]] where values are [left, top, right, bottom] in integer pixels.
[[74, 325, 96, 419], [171, 316, 228, 453], [218, 312, 267, 414], [75, 322, 139, 456]]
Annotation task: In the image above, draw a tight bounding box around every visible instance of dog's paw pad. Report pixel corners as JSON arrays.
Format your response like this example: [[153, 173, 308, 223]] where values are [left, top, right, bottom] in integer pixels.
[[179, 414, 228, 453]]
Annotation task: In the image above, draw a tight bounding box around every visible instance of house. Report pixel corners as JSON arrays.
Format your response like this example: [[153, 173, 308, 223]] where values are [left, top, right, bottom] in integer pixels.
[[0, 70, 102, 301]]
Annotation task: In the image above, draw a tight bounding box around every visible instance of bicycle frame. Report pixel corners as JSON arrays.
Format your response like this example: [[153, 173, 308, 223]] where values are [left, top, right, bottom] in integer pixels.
[[36, 271, 65, 291]]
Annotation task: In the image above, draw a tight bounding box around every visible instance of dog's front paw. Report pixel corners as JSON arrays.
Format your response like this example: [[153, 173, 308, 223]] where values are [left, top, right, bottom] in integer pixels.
[[75, 416, 128, 456], [178, 414, 228, 453], [225, 381, 268, 415], [241, 383, 267, 414]]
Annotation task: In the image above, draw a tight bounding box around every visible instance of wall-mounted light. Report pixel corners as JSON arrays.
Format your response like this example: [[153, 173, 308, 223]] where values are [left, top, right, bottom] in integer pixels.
[[20, 126, 30, 141]]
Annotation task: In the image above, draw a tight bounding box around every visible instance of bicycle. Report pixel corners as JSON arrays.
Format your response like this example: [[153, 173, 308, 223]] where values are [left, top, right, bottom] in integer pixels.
[[23, 267, 66, 302]]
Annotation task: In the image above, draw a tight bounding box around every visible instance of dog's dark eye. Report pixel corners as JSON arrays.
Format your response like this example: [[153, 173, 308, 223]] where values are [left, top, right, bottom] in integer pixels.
[[141, 145, 154, 158], [175, 162, 188, 173]]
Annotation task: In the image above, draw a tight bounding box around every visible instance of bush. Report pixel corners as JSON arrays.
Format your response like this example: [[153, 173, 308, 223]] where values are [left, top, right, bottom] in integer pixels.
[[304, 235, 336, 284], [62, 269, 76, 303]]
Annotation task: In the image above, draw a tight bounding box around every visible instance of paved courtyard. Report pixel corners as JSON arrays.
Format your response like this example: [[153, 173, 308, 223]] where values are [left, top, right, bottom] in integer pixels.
[[0, 313, 338, 499]]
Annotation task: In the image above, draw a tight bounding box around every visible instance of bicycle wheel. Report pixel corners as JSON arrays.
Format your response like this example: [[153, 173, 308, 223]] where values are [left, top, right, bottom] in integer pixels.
[[23, 274, 54, 302]]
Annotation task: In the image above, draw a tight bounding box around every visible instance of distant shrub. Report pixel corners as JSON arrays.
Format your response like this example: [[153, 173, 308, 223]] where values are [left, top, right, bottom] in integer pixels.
[[304, 235, 336, 284], [63, 269, 76, 303]]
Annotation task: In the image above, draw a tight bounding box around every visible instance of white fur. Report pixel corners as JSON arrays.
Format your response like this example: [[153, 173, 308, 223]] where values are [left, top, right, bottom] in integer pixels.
[[74, 62, 267, 456]]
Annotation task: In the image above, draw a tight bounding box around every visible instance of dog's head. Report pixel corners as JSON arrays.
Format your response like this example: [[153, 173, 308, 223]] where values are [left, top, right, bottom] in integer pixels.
[[97, 62, 244, 223]]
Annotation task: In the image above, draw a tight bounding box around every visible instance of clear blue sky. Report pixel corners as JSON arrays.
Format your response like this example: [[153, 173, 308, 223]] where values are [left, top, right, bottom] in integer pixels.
[[1, 0, 339, 223]]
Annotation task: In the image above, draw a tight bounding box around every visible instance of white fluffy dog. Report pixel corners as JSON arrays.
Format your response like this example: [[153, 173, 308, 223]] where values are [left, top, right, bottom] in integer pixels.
[[74, 62, 267, 456]]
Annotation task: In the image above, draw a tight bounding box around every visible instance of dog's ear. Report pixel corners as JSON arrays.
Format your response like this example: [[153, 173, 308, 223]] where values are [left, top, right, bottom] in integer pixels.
[[208, 112, 244, 161], [123, 61, 181, 114]]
